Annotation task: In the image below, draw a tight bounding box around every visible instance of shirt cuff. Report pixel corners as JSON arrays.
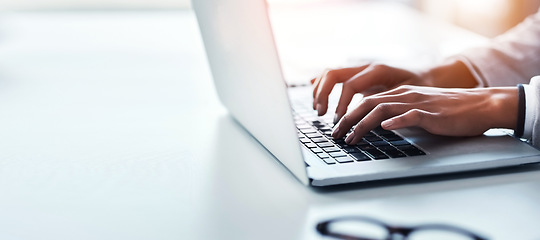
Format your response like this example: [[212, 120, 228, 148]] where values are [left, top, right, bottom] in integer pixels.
[[523, 83, 537, 139]]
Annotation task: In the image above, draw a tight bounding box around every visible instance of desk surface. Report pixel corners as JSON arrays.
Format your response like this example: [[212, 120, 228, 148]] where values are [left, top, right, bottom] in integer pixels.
[[1, 3, 540, 240]]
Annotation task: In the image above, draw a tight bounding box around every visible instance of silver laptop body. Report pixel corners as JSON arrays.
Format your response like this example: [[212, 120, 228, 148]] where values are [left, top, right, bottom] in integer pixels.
[[192, 0, 540, 186]]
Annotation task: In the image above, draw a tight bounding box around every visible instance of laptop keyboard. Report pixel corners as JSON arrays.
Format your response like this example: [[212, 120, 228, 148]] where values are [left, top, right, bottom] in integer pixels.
[[292, 101, 425, 165]]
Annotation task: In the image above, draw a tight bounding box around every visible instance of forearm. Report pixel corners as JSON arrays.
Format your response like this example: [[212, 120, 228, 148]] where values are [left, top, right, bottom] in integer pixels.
[[419, 59, 479, 88]]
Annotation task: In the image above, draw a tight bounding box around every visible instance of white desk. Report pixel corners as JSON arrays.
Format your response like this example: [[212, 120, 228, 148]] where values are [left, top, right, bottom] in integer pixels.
[[1, 3, 540, 240]]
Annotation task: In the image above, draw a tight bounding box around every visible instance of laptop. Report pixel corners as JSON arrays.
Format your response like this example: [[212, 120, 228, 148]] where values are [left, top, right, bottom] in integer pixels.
[[192, 0, 540, 186]]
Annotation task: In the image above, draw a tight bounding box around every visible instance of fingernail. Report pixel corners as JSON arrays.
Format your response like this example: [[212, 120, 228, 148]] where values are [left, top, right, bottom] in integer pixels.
[[316, 103, 323, 116], [333, 114, 341, 124], [345, 131, 355, 144], [332, 126, 340, 138], [382, 119, 393, 129]]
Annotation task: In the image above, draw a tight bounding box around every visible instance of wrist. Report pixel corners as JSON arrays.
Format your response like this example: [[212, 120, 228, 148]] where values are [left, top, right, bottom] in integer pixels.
[[420, 59, 478, 88], [486, 87, 518, 130]]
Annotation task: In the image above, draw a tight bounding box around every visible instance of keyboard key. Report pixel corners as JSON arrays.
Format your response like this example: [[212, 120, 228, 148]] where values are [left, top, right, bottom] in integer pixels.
[[332, 141, 349, 149], [296, 124, 312, 129], [311, 120, 324, 125], [364, 135, 383, 142], [350, 152, 371, 161], [317, 142, 334, 148], [300, 128, 317, 134], [365, 149, 389, 159], [371, 126, 385, 132], [356, 140, 371, 147], [404, 150, 425, 156], [335, 156, 354, 163], [397, 146, 426, 156], [306, 133, 323, 138], [329, 151, 347, 158], [317, 153, 330, 158], [322, 157, 337, 164], [370, 140, 390, 147], [382, 135, 404, 141], [299, 138, 311, 143], [390, 140, 410, 146], [373, 127, 394, 136], [311, 137, 328, 143], [358, 144, 376, 151], [318, 126, 332, 131], [396, 145, 416, 151], [322, 130, 333, 136], [322, 147, 341, 152], [343, 147, 361, 153], [377, 145, 396, 151], [305, 143, 317, 148], [311, 148, 324, 153], [385, 150, 406, 158], [335, 143, 349, 149], [364, 131, 376, 137]]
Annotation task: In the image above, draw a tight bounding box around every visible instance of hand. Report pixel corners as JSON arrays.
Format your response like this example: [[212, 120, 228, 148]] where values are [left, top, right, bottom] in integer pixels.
[[331, 85, 518, 145], [311, 64, 423, 122], [311, 60, 479, 124]]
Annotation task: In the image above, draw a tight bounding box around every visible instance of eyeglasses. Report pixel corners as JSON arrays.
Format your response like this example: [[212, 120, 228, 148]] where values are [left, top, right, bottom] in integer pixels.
[[316, 216, 488, 240]]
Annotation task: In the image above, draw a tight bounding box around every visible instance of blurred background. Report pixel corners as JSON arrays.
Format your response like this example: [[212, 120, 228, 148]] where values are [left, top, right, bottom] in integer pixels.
[[1, 0, 539, 38], [418, 0, 540, 37]]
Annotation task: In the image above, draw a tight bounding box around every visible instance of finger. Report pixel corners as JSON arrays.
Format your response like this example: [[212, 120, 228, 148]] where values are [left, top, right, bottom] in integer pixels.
[[312, 69, 328, 99], [368, 84, 412, 97], [313, 66, 369, 116], [381, 109, 428, 130], [347, 64, 413, 97], [314, 72, 335, 116], [312, 73, 325, 110], [332, 92, 415, 139], [332, 96, 379, 139], [332, 94, 390, 138], [334, 85, 434, 143], [345, 103, 410, 145], [334, 84, 355, 124]]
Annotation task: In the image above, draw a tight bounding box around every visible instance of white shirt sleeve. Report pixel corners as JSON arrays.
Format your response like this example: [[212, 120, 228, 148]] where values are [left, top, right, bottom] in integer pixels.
[[522, 82, 537, 139], [525, 76, 540, 147], [456, 8, 540, 87]]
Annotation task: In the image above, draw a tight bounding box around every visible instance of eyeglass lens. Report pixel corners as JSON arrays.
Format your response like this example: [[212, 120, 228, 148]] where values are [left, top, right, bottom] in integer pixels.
[[408, 230, 475, 240], [326, 219, 387, 239], [326, 220, 478, 240]]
